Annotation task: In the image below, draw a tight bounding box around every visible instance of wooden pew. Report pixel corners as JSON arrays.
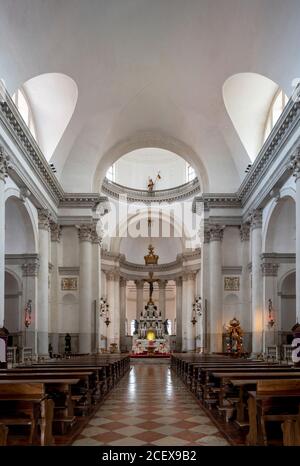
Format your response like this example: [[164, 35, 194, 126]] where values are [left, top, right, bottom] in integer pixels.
[[247, 379, 300, 445], [0, 423, 8, 446], [0, 381, 55, 445]]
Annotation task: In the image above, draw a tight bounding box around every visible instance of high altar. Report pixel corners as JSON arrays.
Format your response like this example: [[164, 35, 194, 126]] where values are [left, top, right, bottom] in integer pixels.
[[131, 253, 170, 356]]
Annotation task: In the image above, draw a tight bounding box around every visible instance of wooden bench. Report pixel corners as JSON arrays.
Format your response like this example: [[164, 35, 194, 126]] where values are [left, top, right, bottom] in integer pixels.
[[0, 381, 54, 445], [247, 379, 300, 445]]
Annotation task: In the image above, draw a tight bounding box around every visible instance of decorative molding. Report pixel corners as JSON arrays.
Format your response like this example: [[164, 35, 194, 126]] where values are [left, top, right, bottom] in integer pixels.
[[249, 208, 263, 230], [48, 263, 53, 273], [240, 223, 250, 242], [59, 194, 109, 212], [192, 193, 241, 213], [22, 258, 40, 277], [50, 221, 61, 242], [224, 276, 240, 291], [102, 176, 201, 204], [182, 272, 196, 281], [222, 266, 242, 275], [237, 96, 300, 205], [261, 263, 280, 277], [175, 277, 183, 287], [260, 253, 295, 264], [58, 266, 79, 276], [289, 148, 300, 181], [106, 270, 119, 281], [120, 276, 127, 287], [209, 225, 224, 242], [38, 208, 51, 230], [134, 279, 144, 289], [158, 279, 168, 289], [0, 147, 10, 182], [78, 224, 93, 242], [61, 277, 78, 291]]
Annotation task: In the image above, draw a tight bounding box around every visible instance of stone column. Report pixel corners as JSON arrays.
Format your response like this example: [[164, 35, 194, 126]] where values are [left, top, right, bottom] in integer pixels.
[[49, 222, 61, 354], [92, 223, 102, 353], [209, 225, 224, 353], [250, 209, 263, 354], [21, 258, 39, 352], [37, 209, 50, 355], [159, 280, 167, 321], [182, 272, 196, 351], [0, 149, 9, 328], [290, 150, 300, 323], [201, 229, 210, 352], [119, 277, 127, 352], [106, 271, 120, 350], [78, 224, 93, 354], [135, 280, 144, 320], [175, 277, 182, 351], [240, 223, 251, 351]]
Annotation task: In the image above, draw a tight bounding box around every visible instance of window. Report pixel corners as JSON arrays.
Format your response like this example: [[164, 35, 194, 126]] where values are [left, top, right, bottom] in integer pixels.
[[12, 88, 37, 140], [186, 163, 196, 182], [167, 319, 172, 335], [130, 319, 136, 336], [263, 89, 289, 142], [106, 164, 115, 182]]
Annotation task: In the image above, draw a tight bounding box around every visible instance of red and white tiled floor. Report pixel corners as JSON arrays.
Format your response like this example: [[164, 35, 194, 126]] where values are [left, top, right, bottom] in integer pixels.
[[73, 362, 229, 446]]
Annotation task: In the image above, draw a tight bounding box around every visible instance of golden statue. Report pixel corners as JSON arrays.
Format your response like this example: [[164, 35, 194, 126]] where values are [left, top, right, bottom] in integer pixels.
[[225, 317, 243, 354], [144, 244, 159, 265], [147, 172, 161, 192]]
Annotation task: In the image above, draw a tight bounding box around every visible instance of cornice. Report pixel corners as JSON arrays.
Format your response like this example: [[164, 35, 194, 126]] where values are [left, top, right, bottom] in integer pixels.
[[222, 266, 243, 275], [238, 97, 300, 205], [192, 193, 241, 213], [260, 253, 295, 264], [58, 266, 80, 276], [0, 83, 110, 214], [102, 176, 201, 204]]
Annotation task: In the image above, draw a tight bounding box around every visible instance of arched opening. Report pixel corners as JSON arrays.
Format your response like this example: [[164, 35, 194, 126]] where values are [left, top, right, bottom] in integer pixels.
[[4, 271, 22, 347], [5, 196, 37, 351], [279, 272, 296, 344]]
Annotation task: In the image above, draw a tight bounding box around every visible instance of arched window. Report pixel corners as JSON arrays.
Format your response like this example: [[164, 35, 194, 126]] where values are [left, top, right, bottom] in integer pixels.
[[130, 319, 136, 336], [106, 164, 115, 182], [263, 89, 289, 142], [12, 88, 37, 141], [186, 163, 196, 182]]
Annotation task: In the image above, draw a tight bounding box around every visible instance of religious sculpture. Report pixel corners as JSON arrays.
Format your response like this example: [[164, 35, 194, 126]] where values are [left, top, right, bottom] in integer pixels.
[[147, 171, 161, 192], [64, 333, 72, 354], [144, 245, 159, 265], [225, 317, 243, 354]]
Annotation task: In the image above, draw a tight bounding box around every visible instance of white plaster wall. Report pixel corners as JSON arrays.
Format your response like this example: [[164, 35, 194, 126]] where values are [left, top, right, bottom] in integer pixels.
[[222, 227, 242, 266], [58, 292, 79, 333], [61, 227, 79, 266]]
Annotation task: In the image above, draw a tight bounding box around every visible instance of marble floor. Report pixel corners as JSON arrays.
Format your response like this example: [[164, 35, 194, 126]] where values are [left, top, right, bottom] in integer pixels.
[[73, 362, 230, 446]]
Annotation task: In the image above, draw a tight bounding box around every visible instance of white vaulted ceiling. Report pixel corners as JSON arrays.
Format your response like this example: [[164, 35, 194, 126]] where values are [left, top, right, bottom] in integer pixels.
[[0, 0, 299, 193]]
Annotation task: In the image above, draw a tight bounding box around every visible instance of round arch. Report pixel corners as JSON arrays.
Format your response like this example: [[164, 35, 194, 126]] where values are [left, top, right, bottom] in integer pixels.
[[5, 195, 37, 254], [92, 132, 209, 193], [262, 195, 296, 253], [107, 207, 195, 255]]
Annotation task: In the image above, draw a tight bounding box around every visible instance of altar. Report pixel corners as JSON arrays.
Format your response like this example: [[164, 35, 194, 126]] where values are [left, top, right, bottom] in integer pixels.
[[131, 337, 170, 356]]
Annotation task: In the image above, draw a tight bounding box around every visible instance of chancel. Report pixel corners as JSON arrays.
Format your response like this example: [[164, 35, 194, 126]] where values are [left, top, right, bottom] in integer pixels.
[[1, 0, 300, 448]]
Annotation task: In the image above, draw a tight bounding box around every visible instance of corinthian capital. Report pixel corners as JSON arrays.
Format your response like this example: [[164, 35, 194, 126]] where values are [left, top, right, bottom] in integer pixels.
[[290, 148, 300, 181], [240, 223, 250, 242], [209, 225, 224, 242], [50, 221, 61, 242], [0, 147, 10, 182], [38, 208, 50, 230], [249, 209, 262, 230], [78, 224, 93, 242]]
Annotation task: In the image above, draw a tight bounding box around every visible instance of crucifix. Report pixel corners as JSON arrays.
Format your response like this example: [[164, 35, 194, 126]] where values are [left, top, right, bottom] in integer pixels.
[[145, 272, 159, 304]]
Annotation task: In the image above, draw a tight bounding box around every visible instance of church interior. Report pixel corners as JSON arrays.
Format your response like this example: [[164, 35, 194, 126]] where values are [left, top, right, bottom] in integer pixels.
[[1, 0, 300, 448]]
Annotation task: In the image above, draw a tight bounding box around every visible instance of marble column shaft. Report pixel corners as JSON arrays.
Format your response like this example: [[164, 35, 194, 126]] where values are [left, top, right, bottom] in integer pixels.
[[175, 277, 182, 351], [0, 149, 9, 328], [119, 277, 127, 352], [78, 225, 93, 353], [250, 210, 263, 354], [159, 280, 167, 321], [135, 280, 144, 320], [209, 226, 224, 353], [37, 209, 50, 355], [290, 151, 300, 323]]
